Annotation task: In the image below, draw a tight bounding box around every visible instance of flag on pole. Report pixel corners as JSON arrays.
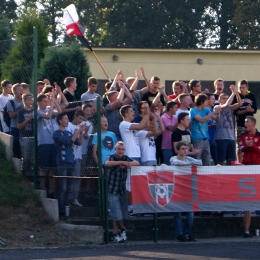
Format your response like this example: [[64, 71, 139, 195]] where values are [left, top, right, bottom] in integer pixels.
[[63, 4, 92, 51]]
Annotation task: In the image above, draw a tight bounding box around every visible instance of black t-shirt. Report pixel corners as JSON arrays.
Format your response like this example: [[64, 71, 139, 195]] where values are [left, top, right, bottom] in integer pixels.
[[142, 91, 166, 107], [171, 128, 192, 156], [63, 90, 79, 121]]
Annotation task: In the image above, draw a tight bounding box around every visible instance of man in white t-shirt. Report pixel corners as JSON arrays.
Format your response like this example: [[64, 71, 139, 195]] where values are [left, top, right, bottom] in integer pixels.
[[0, 79, 13, 133], [66, 109, 88, 207], [119, 104, 149, 215], [137, 109, 165, 166]]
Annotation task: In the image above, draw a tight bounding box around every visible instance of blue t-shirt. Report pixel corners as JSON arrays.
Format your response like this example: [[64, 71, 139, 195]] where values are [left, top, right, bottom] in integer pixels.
[[92, 131, 118, 165], [189, 107, 210, 141]]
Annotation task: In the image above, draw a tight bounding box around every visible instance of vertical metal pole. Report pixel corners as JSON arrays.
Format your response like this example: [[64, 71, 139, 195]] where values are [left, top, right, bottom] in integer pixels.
[[96, 97, 103, 219], [33, 27, 38, 189], [153, 213, 158, 243], [104, 167, 109, 244]]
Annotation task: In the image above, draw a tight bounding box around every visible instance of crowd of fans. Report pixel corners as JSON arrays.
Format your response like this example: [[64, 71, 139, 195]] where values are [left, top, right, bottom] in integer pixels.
[[0, 65, 259, 242]]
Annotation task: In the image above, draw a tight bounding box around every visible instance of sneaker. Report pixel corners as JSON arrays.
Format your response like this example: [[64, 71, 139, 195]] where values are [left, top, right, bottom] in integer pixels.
[[111, 234, 124, 243], [70, 199, 83, 207], [177, 234, 187, 242], [186, 235, 197, 242], [128, 210, 134, 217], [121, 228, 127, 241], [244, 232, 253, 238]]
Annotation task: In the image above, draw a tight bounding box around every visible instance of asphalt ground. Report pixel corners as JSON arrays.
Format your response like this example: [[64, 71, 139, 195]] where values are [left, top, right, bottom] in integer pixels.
[[1, 237, 260, 260]]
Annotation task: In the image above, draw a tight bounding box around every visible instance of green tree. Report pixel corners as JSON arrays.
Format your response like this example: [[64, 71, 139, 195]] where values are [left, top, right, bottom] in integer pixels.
[[0, 0, 18, 21], [232, 0, 260, 49], [83, 0, 206, 48], [39, 43, 91, 97], [1, 9, 49, 83], [0, 19, 12, 79]]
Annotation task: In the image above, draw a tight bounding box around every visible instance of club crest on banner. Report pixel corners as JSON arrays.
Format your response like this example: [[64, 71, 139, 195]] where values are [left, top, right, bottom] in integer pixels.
[[147, 170, 175, 207]]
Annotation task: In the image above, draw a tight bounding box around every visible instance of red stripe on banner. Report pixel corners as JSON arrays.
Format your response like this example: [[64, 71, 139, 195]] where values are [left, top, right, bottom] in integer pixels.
[[191, 165, 197, 175], [66, 22, 83, 37], [192, 202, 198, 211], [197, 174, 260, 202]]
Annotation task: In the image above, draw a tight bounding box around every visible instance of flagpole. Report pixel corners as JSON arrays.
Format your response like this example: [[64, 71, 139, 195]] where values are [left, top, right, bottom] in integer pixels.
[[91, 50, 110, 81], [64, 6, 111, 81]]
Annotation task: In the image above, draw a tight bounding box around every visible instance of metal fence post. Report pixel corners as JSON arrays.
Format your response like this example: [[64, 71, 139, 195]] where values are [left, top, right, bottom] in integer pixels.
[[104, 166, 109, 244], [96, 97, 103, 219], [33, 27, 38, 189], [153, 213, 158, 243]]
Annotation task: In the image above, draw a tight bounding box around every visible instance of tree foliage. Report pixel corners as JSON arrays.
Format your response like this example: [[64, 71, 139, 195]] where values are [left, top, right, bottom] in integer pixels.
[[39, 43, 91, 96], [0, 0, 18, 21], [232, 0, 260, 49], [1, 9, 49, 83]]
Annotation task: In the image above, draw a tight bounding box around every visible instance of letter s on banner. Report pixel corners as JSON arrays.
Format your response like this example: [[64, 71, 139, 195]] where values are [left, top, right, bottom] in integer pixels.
[[239, 178, 256, 198]]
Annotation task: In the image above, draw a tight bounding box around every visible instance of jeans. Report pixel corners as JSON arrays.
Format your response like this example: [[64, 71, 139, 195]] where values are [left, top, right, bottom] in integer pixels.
[[193, 139, 211, 166], [173, 212, 194, 237], [162, 149, 173, 165], [20, 137, 34, 175], [10, 127, 21, 158], [57, 163, 75, 215], [209, 141, 218, 165], [108, 192, 128, 221], [69, 159, 81, 200]]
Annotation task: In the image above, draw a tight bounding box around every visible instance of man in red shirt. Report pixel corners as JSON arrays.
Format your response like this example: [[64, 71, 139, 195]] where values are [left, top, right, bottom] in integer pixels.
[[168, 81, 188, 108], [239, 116, 260, 238]]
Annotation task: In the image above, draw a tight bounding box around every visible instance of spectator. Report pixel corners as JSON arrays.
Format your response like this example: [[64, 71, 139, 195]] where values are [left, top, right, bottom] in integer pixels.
[[53, 112, 85, 218], [206, 93, 218, 165], [105, 80, 132, 140], [129, 67, 150, 116], [81, 77, 103, 113], [17, 93, 34, 176], [63, 77, 81, 121], [102, 82, 112, 108], [137, 109, 165, 166], [239, 116, 260, 238], [92, 116, 117, 165], [161, 101, 178, 165], [21, 83, 30, 94], [66, 109, 89, 207], [7, 83, 24, 158], [170, 141, 202, 242], [189, 94, 220, 166], [133, 101, 149, 123], [0, 79, 13, 134], [233, 79, 257, 162], [142, 76, 168, 107], [119, 104, 149, 215], [168, 81, 188, 107], [172, 112, 200, 157], [213, 78, 225, 105], [37, 81, 45, 95], [80, 103, 94, 179], [189, 79, 201, 105], [105, 141, 139, 243], [175, 93, 192, 118], [215, 86, 242, 165], [37, 93, 61, 198]]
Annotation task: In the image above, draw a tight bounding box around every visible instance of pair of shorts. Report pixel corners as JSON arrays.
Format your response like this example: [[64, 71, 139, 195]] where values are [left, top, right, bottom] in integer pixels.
[[108, 192, 128, 221], [38, 144, 57, 171], [216, 139, 236, 162]]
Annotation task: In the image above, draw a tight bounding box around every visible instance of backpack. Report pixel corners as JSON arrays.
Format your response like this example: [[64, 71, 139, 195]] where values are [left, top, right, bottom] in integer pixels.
[[3, 100, 15, 128]]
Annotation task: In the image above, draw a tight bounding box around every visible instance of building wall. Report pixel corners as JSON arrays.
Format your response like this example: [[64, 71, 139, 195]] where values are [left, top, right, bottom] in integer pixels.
[[85, 47, 260, 129]]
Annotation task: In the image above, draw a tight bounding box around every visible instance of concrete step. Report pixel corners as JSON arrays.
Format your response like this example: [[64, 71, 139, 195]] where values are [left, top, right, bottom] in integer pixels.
[[66, 213, 260, 240]]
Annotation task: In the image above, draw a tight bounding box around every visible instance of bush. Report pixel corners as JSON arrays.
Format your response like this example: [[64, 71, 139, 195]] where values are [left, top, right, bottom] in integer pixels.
[[39, 42, 91, 98]]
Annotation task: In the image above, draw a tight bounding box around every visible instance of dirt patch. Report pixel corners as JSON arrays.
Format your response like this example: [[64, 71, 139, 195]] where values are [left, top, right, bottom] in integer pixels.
[[0, 180, 83, 248]]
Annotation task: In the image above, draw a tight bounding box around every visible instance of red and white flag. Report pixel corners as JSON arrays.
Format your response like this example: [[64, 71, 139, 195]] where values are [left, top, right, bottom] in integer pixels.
[[63, 4, 92, 50]]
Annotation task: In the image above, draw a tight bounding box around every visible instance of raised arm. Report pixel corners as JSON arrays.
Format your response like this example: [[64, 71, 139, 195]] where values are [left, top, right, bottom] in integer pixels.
[[140, 65, 153, 90]]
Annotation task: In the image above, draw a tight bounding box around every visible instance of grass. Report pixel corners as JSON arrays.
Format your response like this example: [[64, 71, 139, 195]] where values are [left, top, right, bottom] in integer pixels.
[[0, 143, 37, 207]]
